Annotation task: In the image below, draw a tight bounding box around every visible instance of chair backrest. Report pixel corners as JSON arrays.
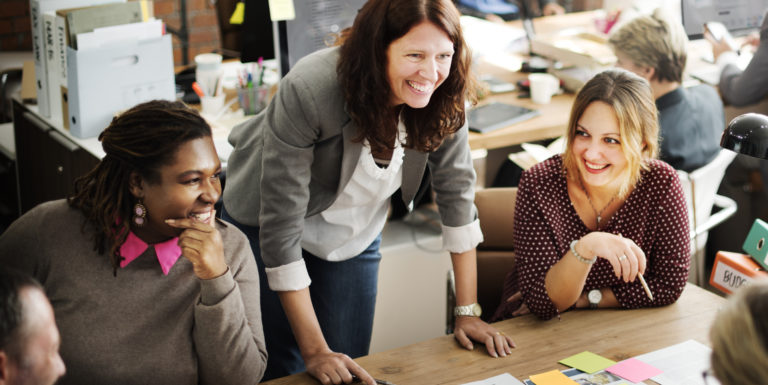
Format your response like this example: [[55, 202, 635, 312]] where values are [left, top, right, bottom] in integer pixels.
[[676, 149, 737, 239], [474, 187, 517, 319], [475, 187, 518, 250]]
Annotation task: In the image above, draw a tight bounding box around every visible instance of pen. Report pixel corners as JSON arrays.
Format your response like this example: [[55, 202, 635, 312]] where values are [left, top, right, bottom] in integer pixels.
[[351, 375, 396, 385], [638, 272, 653, 301]]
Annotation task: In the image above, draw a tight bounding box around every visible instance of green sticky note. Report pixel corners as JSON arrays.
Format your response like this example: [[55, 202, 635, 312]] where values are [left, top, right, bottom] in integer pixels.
[[529, 370, 578, 385], [558, 351, 616, 374]]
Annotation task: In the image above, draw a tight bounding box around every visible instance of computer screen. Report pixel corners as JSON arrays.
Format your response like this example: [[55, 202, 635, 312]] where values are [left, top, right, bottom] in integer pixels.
[[274, 0, 366, 76], [682, 0, 768, 39]]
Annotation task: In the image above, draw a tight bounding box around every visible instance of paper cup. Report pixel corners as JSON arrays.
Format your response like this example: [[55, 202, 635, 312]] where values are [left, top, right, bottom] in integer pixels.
[[195, 53, 223, 97]]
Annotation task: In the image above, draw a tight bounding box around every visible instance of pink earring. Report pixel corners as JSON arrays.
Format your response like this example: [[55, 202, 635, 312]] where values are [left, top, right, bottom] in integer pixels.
[[132, 200, 147, 227]]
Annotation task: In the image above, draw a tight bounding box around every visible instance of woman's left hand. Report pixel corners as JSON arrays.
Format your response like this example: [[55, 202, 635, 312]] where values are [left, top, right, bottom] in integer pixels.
[[454, 316, 515, 358], [166, 210, 228, 280]]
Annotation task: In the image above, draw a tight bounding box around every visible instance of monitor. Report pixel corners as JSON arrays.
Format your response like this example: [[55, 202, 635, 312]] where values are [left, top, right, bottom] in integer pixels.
[[682, 0, 768, 39], [273, 0, 366, 76]]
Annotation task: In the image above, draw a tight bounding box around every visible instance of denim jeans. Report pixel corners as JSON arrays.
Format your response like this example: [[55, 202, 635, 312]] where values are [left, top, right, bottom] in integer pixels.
[[221, 206, 381, 381]]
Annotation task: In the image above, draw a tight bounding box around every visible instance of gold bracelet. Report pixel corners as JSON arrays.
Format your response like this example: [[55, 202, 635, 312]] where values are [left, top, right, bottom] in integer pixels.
[[570, 240, 596, 265]]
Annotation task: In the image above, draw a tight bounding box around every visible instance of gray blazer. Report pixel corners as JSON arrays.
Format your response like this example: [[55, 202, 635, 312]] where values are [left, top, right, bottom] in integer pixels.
[[719, 12, 768, 107], [223, 47, 477, 271]]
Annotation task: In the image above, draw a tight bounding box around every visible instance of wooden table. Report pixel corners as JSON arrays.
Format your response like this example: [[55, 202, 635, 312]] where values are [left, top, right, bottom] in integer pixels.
[[467, 12, 600, 151], [263, 284, 724, 384]]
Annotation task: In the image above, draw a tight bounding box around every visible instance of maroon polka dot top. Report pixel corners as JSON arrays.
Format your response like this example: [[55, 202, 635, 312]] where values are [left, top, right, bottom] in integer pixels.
[[493, 155, 691, 321]]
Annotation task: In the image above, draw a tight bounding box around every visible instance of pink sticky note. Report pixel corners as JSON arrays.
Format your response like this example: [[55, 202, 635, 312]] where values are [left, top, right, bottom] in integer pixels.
[[606, 358, 663, 383]]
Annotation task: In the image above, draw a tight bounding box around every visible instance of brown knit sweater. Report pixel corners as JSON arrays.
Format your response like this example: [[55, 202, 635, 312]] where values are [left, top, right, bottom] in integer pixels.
[[0, 200, 267, 384]]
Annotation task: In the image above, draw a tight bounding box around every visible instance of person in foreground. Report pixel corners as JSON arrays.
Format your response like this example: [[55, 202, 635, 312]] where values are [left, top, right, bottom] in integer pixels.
[[608, 8, 724, 173], [708, 279, 768, 385], [0, 100, 267, 384], [0, 268, 65, 385], [492, 69, 690, 321], [222, 0, 514, 383]]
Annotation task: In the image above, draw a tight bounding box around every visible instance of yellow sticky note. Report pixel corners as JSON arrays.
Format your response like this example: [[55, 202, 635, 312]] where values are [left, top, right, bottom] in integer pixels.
[[529, 370, 579, 385], [559, 351, 616, 374], [229, 1, 244, 25], [268, 0, 295, 21]]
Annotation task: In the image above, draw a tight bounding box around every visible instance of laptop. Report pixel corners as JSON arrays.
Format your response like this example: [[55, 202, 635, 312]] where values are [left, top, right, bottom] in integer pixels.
[[468, 102, 539, 134]]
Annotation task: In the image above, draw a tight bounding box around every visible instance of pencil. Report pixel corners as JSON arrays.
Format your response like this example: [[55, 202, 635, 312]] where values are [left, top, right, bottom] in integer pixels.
[[638, 272, 653, 301]]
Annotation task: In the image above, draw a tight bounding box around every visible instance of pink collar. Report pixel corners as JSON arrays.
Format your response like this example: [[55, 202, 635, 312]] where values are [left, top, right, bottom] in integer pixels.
[[119, 231, 182, 275]]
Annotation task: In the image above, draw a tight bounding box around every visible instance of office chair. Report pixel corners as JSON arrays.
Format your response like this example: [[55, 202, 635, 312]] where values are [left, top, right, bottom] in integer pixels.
[[0, 69, 23, 123], [676, 149, 738, 286], [447, 187, 517, 332]]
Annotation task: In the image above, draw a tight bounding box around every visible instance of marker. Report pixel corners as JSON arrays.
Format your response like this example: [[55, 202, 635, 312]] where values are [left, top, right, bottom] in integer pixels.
[[192, 82, 205, 97]]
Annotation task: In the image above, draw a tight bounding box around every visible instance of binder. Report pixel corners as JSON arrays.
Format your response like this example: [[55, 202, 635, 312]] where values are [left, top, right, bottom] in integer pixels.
[[709, 251, 768, 295], [29, 0, 123, 117], [742, 218, 768, 270]]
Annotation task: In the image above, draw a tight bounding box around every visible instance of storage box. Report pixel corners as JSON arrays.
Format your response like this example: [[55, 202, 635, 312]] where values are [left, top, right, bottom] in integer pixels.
[[742, 218, 768, 270], [709, 251, 768, 295], [66, 34, 174, 138]]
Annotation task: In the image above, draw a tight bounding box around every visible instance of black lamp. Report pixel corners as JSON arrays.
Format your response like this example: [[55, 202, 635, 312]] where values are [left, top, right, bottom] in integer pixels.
[[721, 113, 768, 159]]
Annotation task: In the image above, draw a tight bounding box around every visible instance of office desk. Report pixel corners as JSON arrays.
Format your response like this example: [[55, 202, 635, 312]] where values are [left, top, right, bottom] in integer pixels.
[[263, 284, 723, 385], [467, 11, 600, 151]]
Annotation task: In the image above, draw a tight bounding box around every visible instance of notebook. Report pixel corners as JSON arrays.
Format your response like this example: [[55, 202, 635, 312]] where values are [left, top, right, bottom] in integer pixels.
[[468, 102, 539, 133]]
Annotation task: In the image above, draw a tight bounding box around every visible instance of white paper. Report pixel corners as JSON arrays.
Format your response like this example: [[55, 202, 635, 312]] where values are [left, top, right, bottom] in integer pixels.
[[634, 339, 719, 385], [462, 373, 524, 385], [461, 15, 527, 59], [76, 19, 162, 50]]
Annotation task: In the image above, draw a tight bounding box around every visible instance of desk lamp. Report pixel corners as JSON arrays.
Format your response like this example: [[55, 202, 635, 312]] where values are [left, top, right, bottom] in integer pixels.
[[720, 113, 768, 271], [721, 113, 768, 159]]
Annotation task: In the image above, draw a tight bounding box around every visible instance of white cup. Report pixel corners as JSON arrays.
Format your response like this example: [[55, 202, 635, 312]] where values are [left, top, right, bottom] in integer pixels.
[[200, 95, 225, 116], [529, 73, 559, 104], [195, 53, 223, 97]]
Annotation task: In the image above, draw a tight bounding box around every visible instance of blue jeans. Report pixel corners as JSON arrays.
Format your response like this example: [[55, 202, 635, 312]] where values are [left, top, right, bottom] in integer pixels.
[[221, 206, 381, 381]]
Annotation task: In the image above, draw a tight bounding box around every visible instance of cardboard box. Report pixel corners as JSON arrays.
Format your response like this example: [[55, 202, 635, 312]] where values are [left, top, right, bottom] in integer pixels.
[[709, 251, 768, 295], [66, 34, 174, 138]]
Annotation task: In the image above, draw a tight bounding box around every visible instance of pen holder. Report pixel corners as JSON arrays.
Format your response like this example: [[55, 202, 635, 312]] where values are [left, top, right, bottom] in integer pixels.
[[237, 86, 269, 115]]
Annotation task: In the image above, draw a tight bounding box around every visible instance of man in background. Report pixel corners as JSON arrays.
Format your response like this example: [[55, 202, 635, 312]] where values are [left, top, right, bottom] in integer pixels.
[[0, 268, 65, 385]]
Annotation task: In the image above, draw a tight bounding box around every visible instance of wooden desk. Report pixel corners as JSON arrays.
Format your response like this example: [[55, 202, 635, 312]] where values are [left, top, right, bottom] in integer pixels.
[[263, 284, 724, 385], [467, 11, 601, 151]]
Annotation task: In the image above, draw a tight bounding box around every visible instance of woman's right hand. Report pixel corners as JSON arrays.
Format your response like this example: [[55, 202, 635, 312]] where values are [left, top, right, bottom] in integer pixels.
[[304, 348, 376, 385], [577, 232, 646, 283]]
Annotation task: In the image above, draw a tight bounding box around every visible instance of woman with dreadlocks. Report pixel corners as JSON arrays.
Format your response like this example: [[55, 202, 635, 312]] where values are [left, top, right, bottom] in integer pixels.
[[0, 100, 267, 384]]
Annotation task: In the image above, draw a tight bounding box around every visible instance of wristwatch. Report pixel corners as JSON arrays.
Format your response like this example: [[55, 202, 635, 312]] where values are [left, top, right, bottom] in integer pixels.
[[454, 302, 482, 317], [588, 289, 602, 309]]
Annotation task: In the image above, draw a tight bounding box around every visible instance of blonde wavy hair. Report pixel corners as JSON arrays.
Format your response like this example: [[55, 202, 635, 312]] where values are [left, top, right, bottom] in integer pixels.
[[607, 8, 688, 83], [710, 279, 768, 385], [562, 69, 659, 198]]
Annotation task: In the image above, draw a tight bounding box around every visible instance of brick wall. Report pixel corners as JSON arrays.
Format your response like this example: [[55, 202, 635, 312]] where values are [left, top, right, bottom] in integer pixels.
[[0, 0, 222, 66], [0, 0, 32, 51]]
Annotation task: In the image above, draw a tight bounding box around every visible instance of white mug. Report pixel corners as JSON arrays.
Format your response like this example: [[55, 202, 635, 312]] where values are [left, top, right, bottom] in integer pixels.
[[528, 73, 559, 104]]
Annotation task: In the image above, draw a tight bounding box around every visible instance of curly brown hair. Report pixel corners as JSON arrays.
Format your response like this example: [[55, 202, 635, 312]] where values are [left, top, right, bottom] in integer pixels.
[[337, 0, 475, 153], [67, 100, 211, 275]]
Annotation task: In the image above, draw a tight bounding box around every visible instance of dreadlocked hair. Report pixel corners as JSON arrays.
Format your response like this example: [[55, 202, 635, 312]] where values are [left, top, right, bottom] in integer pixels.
[[67, 100, 212, 275]]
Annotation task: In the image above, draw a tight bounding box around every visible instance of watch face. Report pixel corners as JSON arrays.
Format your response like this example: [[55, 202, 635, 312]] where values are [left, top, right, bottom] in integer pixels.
[[473, 303, 482, 317], [588, 290, 601, 304]]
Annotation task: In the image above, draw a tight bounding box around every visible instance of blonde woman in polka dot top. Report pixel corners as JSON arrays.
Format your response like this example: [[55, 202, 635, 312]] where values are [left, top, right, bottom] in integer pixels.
[[492, 69, 690, 321]]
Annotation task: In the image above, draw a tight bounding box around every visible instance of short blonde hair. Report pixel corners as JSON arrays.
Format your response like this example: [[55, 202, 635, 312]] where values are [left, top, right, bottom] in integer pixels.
[[710, 280, 768, 385], [562, 69, 659, 198], [608, 9, 688, 83]]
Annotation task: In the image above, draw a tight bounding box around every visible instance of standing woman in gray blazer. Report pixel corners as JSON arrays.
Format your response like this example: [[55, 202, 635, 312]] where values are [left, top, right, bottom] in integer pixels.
[[222, 0, 515, 383]]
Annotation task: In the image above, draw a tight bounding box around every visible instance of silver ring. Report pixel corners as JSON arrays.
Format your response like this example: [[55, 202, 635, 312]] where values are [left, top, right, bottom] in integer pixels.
[[618, 255, 627, 261]]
